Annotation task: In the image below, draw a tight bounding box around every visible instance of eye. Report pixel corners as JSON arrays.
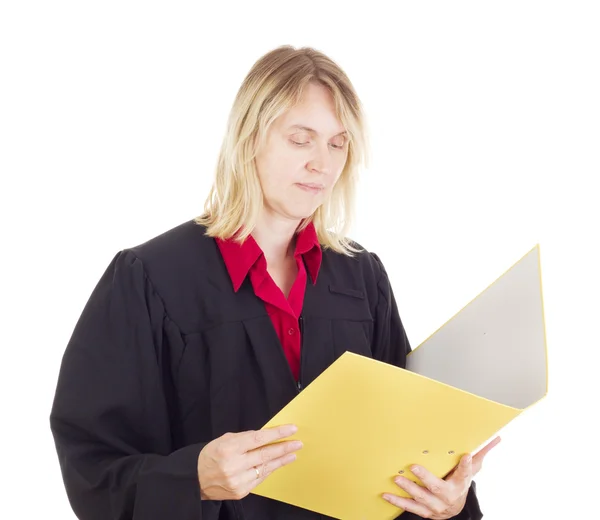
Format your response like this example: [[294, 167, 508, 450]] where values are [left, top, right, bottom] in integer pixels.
[[291, 140, 346, 150]]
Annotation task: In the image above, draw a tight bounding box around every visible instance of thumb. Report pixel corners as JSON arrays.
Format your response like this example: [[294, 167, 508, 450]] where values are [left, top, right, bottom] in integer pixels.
[[472, 436, 502, 476], [454, 454, 473, 482]]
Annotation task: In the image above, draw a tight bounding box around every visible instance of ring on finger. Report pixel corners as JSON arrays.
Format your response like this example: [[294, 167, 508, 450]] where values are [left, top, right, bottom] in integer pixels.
[[254, 466, 260, 479]]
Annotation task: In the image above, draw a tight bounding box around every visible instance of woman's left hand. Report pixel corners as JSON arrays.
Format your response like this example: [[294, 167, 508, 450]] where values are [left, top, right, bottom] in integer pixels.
[[382, 436, 501, 519]]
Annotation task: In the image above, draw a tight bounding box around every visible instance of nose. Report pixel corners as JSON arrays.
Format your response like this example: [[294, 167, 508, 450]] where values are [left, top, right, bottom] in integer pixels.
[[307, 142, 332, 175]]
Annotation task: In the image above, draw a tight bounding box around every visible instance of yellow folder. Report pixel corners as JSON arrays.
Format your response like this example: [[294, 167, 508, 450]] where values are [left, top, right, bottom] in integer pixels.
[[252, 245, 548, 520]]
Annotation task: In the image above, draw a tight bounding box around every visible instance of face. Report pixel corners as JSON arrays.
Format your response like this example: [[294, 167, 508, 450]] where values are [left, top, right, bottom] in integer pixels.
[[254, 82, 349, 224]]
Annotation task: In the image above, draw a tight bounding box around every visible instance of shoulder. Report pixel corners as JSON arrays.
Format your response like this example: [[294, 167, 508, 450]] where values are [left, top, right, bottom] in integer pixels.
[[322, 238, 387, 278], [321, 238, 391, 302], [118, 218, 219, 286], [129, 218, 210, 252]]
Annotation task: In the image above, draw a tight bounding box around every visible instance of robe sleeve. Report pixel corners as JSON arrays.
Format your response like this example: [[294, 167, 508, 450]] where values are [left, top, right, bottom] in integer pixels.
[[370, 253, 484, 520], [49, 250, 216, 520]]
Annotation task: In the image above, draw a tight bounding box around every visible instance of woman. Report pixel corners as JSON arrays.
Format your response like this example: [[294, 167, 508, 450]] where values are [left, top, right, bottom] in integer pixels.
[[50, 45, 497, 520]]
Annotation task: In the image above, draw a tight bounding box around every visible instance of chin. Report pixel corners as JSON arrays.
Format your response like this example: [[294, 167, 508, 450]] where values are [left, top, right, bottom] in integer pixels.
[[266, 196, 323, 222], [283, 205, 319, 222]]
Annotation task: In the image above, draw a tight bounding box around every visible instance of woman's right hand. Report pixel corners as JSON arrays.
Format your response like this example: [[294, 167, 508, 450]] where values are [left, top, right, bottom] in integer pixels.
[[197, 424, 302, 501]]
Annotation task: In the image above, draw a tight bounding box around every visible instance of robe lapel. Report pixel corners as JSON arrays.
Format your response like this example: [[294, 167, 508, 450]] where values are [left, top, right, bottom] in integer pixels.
[[299, 275, 337, 388], [235, 280, 300, 417], [243, 316, 300, 416]]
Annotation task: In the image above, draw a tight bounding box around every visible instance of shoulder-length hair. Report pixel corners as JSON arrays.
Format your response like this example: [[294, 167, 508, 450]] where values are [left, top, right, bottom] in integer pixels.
[[195, 45, 370, 255]]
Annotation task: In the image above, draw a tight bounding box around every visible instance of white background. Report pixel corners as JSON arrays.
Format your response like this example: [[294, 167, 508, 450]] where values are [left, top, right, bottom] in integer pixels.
[[2, 1, 599, 518]]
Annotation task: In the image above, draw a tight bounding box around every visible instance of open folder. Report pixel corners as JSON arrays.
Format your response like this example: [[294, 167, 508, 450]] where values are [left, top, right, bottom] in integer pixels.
[[251, 245, 548, 520]]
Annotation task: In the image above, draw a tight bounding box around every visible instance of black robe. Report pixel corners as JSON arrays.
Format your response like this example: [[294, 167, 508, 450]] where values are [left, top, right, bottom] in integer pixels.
[[49, 219, 483, 520]]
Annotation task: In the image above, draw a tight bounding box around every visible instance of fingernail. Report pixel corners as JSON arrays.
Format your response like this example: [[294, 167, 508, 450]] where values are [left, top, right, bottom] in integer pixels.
[[465, 455, 472, 464], [411, 465, 422, 476], [282, 425, 298, 435], [291, 441, 303, 450], [382, 494, 392, 501]]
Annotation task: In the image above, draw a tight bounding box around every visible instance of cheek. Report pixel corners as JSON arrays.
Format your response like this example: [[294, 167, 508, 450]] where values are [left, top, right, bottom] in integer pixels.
[[331, 167, 345, 186], [331, 153, 348, 178], [256, 166, 296, 202], [265, 156, 304, 185]]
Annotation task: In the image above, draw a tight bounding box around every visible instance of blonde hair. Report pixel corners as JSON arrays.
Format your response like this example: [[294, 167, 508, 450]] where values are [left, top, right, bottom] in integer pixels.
[[195, 45, 370, 255]]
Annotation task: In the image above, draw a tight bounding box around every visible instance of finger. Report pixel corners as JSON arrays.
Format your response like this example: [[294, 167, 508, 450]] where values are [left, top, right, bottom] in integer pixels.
[[393, 476, 448, 513], [245, 439, 303, 470], [472, 436, 501, 475], [449, 453, 473, 483], [235, 424, 298, 454], [240, 451, 298, 494], [410, 464, 449, 499], [382, 493, 435, 518]]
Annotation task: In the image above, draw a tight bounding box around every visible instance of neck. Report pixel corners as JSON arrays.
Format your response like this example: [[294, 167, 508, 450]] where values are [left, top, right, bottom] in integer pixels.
[[251, 210, 301, 266]]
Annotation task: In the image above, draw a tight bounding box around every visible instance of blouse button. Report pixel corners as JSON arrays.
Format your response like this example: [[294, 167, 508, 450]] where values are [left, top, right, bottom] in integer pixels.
[[288, 328, 295, 335]]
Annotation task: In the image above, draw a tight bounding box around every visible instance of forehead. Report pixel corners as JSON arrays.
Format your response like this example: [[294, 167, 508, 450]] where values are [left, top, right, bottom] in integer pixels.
[[272, 84, 347, 136]]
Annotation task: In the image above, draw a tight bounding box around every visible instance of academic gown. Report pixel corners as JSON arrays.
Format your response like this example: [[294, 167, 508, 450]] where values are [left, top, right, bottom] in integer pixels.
[[49, 219, 483, 520]]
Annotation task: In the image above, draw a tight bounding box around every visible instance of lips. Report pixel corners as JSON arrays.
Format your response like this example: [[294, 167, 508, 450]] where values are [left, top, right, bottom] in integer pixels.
[[296, 183, 325, 193], [299, 183, 324, 189]]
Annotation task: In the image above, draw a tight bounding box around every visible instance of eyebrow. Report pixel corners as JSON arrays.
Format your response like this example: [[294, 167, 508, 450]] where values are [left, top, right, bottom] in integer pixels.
[[288, 125, 348, 137]]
